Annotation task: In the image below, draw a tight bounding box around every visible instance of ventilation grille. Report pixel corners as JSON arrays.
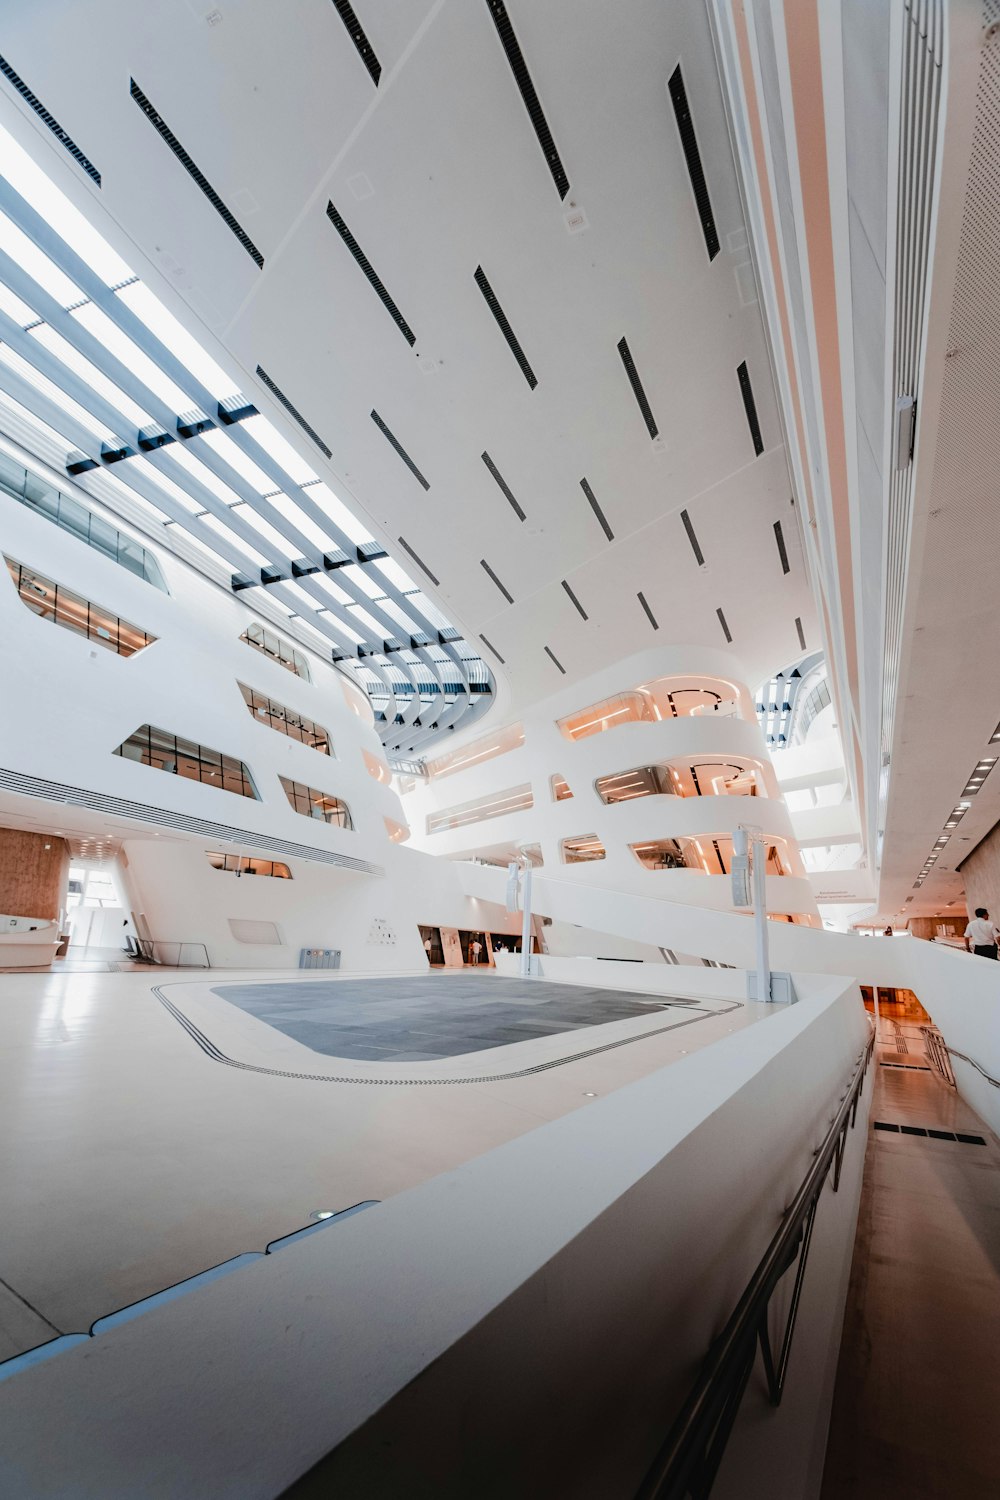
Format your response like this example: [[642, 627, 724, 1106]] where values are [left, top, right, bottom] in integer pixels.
[[485, 0, 570, 200], [795, 616, 806, 650], [0, 767, 382, 874], [668, 65, 719, 260], [0, 55, 101, 184], [562, 580, 588, 620], [480, 558, 514, 604], [874, 1121, 985, 1144], [395, 537, 437, 588], [716, 607, 732, 643], [330, 0, 381, 85], [474, 267, 537, 388], [326, 201, 414, 345], [130, 80, 264, 269], [580, 478, 614, 541], [637, 591, 659, 630], [617, 338, 658, 438], [681, 509, 704, 566], [397, 536, 439, 586], [774, 520, 790, 574], [482, 452, 525, 520], [737, 361, 764, 455], [256, 366, 332, 458], [544, 645, 565, 674], [480, 633, 505, 664], [370, 410, 430, 489]]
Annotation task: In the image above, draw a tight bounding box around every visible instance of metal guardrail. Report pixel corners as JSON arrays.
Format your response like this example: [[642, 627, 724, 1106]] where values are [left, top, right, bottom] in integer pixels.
[[920, 1026, 957, 1088], [635, 1028, 875, 1500], [127, 938, 210, 969]]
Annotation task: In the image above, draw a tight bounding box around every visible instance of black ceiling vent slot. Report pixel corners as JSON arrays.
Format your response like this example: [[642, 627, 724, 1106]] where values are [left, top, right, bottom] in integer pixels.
[[737, 361, 765, 456], [256, 366, 332, 458], [480, 633, 505, 664], [485, 0, 569, 200], [617, 338, 658, 439], [668, 65, 719, 261], [795, 616, 806, 650], [716, 607, 732, 644], [326, 202, 415, 346], [397, 537, 439, 586], [480, 559, 514, 604], [544, 645, 566, 674], [130, 80, 264, 269], [482, 452, 526, 521], [371, 411, 430, 489], [774, 520, 790, 574], [474, 267, 537, 389], [580, 478, 614, 541], [680, 509, 704, 566], [0, 55, 101, 185], [562, 581, 588, 621], [637, 591, 659, 630], [330, 0, 382, 85]]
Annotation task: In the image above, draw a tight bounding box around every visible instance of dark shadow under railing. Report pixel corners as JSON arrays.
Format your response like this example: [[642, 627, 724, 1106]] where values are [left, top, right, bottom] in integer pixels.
[[635, 1028, 875, 1500], [125, 938, 210, 968]]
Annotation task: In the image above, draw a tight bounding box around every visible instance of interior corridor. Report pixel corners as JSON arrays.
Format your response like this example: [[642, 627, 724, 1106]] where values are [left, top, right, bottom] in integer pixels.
[[821, 1005, 1000, 1498]]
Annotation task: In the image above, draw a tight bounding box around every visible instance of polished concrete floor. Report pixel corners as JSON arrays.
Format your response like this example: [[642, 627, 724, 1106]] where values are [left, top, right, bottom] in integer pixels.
[[822, 1017, 1000, 1498], [0, 965, 758, 1366], [213, 974, 676, 1060]]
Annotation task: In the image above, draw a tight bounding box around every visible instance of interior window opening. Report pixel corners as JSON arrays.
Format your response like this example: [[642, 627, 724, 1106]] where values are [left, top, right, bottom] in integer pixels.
[[238, 682, 330, 753], [240, 621, 311, 680], [551, 773, 574, 801], [115, 726, 259, 799], [206, 853, 292, 879], [561, 833, 606, 864], [426, 784, 533, 835], [5, 556, 155, 657], [279, 776, 353, 829], [630, 835, 789, 875]]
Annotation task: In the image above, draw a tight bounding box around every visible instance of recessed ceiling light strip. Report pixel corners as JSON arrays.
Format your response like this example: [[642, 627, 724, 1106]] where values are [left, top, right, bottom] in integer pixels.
[[329, 0, 382, 86], [484, 0, 570, 200], [325, 202, 415, 346], [667, 64, 720, 261], [129, 80, 264, 269], [737, 360, 765, 456], [580, 478, 614, 541], [617, 337, 658, 439], [481, 451, 526, 521], [0, 54, 101, 185], [473, 266, 537, 389], [370, 410, 430, 489]]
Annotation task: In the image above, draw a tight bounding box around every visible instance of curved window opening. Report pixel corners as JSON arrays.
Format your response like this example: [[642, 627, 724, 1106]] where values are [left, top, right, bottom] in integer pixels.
[[561, 833, 606, 863], [551, 773, 573, 801], [630, 835, 788, 875], [384, 816, 410, 843], [240, 621, 310, 680], [116, 725, 258, 799], [279, 776, 353, 828], [363, 748, 392, 784], [5, 556, 155, 657], [426, 784, 533, 835], [596, 760, 765, 804], [637, 675, 743, 720], [238, 683, 330, 753], [425, 723, 525, 779], [206, 853, 291, 879], [557, 693, 655, 741]]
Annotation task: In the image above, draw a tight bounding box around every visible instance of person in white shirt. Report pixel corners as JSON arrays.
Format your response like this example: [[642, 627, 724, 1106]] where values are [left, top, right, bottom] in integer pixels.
[[964, 908, 999, 959]]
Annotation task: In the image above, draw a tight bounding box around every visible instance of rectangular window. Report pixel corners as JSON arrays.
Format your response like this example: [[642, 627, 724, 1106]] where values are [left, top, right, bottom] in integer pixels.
[[426, 784, 533, 835], [206, 852, 292, 878], [238, 683, 330, 753], [424, 723, 525, 780], [5, 557, 155, 657], [279, 776, 353, 828], [115, 725, 258, 799], [561, 834, 606, 863], [0, 456, 167, 589], [240, 621, 310, 680]]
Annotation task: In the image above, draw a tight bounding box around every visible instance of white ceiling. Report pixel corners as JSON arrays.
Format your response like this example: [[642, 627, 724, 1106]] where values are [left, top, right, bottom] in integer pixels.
[[0, 0, 817, 727]]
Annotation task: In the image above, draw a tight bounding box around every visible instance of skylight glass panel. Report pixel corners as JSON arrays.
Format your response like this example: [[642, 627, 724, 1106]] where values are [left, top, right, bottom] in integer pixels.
[[241, 414, 319, 487], [0, 125, 133, 285], [169, 445, 244, 507], [338, 561, 383, 600], [0, 279, 38, 325], [265, 490, 333, 550], [407, 589, 450, 629], [199, 427, 273, 492], [70, 303, 192, 412], [310, 481, 375, 546], [96, 469, 172, 524], [0, 392, 78, 452], [376, 556, 418, 593], [228, 502, 295, 559], [115, 281, 235, 400], [372, 595, 419, 632], [312, 574, 353, 608], [132, 461, 208, 514], [345, 602, 384, 637], [30, 324, 154, 429], [198, 510, 270, 567], [0, 342, 118, 444], [0, 209, 84, 306]]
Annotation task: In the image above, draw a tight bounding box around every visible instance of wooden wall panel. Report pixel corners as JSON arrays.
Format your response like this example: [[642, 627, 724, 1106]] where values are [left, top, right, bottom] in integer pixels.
[[958, 820, 1000, 927], [0, 828, 70, 919]]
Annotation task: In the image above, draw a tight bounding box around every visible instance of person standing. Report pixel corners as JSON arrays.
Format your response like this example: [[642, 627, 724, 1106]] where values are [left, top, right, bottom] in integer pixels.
[[964, 907, 1000, 959], [471, 936, 482, 966]]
